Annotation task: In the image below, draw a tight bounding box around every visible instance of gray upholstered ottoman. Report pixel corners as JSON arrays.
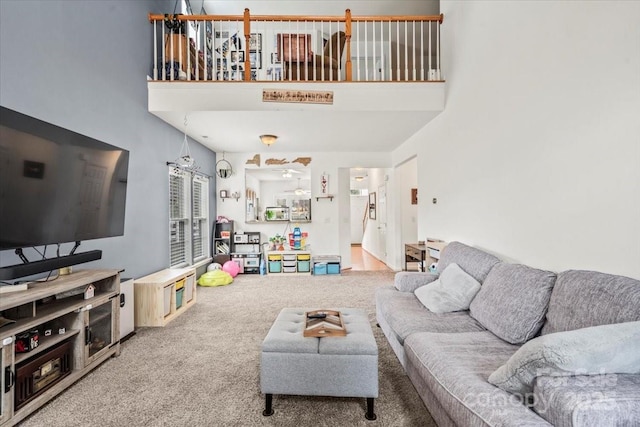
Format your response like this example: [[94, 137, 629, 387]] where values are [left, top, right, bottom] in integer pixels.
[[261, 308, 379, 420]]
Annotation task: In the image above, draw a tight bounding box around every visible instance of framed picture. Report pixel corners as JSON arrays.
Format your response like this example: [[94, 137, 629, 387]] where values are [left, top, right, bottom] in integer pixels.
[[215, 31, 229, 39], [230, 50, 244, 63], [249, 51, 262, 69], [249, 33, 262, 50], [271, 52, 281, 64], [369, 192, 376, 220], [250, 70, 257, 81]]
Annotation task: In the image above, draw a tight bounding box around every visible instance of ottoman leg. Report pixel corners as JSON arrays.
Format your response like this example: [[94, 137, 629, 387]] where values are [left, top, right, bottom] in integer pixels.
[[263, 394, 274, 416], [365, 397, 377, 420]]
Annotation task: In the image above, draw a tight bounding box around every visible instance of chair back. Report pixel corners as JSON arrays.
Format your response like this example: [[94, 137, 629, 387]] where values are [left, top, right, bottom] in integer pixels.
[[323, 31, 346, 61]]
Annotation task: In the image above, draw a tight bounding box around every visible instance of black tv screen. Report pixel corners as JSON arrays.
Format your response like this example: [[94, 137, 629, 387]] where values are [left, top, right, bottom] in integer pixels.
[[0, 106, 129, 250]]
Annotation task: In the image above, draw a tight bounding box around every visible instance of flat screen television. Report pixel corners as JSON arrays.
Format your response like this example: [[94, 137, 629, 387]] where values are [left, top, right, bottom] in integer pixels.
[[0, 106, 129, 256]]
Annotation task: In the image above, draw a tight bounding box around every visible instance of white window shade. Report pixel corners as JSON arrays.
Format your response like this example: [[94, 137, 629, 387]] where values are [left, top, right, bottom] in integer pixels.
[[169, 168, 210, 267]]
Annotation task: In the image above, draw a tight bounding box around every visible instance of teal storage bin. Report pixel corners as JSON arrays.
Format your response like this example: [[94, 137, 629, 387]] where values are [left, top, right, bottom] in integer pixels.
[[313, 263, 327, 275], [297, 260, 310, 272], [269, 261, 282, 273], [176, 287, 185, 309], [327, 263, 340, 274]]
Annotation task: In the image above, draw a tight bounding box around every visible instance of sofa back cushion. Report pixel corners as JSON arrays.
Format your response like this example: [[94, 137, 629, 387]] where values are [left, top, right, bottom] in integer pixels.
[[436, 241, 501, 284], [541, 270, 640, 335], [470, 263, 556, 344]]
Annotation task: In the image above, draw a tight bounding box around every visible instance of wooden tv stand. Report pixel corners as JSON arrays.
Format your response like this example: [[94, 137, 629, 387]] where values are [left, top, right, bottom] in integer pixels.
[[0, 269, 121, 426]]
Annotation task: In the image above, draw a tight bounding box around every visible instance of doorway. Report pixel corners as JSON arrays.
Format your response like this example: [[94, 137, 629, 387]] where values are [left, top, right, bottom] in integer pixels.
[[349, 167, 391, 271]]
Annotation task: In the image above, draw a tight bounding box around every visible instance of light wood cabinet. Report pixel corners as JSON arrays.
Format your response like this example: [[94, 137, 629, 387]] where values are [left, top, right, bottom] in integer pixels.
[[0, 269, 120, 426], [133, 268, 196, 327], [266, 251, 311, 275]]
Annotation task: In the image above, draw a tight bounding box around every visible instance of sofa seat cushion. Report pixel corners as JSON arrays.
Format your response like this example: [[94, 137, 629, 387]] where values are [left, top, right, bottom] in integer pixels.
[[533, 374, 640, 427], [470, 263, 556, 344], [542, 270, 640, 335], [405, 331, 551, 426], [375, 285, 485, 345]]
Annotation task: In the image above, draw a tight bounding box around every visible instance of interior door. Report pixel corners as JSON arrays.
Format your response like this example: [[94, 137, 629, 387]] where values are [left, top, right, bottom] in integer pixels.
[[378, 184, 387, 263]]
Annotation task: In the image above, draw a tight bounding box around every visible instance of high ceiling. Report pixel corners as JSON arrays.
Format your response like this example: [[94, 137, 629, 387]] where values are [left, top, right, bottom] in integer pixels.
[[152, 1, 442, 154], [202, 1, 438, 17]]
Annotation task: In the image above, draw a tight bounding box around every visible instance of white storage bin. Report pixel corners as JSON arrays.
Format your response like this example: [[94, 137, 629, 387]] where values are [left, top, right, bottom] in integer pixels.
[[184, 274, 195, 302], [163, 285, 172, 316]]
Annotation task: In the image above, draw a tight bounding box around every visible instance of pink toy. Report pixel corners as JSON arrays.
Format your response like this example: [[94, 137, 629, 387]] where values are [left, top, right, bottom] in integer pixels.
[[222, 260, 240, 277]]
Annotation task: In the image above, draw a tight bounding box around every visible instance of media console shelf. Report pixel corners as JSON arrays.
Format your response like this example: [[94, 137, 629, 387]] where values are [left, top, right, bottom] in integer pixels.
[[0, 269, 121, 426], [133, 268, 196, 327]]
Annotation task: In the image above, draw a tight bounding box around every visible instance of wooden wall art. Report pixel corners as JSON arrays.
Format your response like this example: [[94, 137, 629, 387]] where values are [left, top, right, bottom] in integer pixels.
[[246, 154, 261, 166], [265, 158, 288, 165], [411, 188, 418, 205], [262, 89, 333, 105], [292, 157, 312, 166]]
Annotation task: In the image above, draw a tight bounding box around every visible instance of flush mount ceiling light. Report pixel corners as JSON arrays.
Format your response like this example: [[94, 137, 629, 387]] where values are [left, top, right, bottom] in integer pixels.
[[260, 134, 278, 146], [355, 176, 366, 182]]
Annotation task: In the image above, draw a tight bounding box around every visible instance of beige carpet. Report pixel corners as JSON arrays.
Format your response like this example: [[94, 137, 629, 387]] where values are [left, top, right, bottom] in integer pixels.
[[20, 271, 436, 427]]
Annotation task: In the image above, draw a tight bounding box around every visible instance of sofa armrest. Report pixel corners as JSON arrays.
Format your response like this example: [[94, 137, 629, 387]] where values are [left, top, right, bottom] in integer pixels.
[[394, 271, 438, 293], [533, 374, 640, 427]]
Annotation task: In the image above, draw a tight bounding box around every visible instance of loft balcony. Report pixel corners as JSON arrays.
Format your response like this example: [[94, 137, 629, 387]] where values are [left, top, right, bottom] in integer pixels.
[[147, 9, 446, 153]]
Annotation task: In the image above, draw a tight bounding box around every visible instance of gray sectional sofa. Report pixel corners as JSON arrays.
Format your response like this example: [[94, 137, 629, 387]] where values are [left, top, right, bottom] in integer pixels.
[[376, 242, 640, 426]]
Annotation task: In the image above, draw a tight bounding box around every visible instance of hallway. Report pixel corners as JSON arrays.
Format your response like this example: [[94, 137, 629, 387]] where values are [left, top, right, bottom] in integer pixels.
[[350, 244, 392, 271]]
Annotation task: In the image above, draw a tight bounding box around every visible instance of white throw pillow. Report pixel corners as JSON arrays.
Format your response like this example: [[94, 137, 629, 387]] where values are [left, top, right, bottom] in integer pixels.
[[414, 263, 481, 313], [488, 320, 640, 395]]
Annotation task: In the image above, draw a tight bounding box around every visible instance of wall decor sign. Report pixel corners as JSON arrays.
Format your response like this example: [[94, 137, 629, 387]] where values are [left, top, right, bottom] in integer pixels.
[[262, 89, 334, 105]]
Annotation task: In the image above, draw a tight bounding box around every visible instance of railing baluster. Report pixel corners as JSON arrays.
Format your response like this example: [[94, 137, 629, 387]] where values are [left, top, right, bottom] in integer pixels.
[[404, 20, 408, 81], [428, 20, 432, 80], [436, 19, 440, 80]]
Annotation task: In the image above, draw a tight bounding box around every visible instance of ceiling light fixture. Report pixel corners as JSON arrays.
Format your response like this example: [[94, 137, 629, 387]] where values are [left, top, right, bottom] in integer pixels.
[[260, 134, 278, 146], [168, 115, 199, 174], [355, 176, 365, 182]]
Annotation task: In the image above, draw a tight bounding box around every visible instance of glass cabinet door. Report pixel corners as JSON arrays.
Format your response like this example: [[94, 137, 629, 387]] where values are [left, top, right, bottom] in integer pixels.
[[85, 299, 115, 364]]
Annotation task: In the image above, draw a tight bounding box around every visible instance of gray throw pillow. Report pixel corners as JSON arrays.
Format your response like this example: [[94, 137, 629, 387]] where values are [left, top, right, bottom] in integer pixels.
[[414, 263, 481, 313], [488, 320, 640, 395], [470, 263, 556, 344]]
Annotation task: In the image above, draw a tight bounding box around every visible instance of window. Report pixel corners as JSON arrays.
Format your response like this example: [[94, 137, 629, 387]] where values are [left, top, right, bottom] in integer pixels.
[[169, 168, 210, 267]]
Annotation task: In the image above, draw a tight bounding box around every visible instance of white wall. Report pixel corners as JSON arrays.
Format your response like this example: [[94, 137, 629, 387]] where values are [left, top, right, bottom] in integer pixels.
[[393, 156, 419, 269], [393, 1, 640, 279]]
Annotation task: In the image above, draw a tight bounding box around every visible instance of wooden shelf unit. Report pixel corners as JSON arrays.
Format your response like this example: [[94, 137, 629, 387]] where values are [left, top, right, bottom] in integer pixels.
[[133, 268, 196, 327], [266, 251, 312, 275], [0, 269, 120, 427]]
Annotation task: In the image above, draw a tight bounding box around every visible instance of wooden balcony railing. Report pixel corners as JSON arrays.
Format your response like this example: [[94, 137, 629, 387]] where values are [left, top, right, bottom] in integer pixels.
[[148, 9, 443, 83]]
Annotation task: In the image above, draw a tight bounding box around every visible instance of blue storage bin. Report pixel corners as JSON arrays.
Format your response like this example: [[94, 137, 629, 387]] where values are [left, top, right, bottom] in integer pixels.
[[269, 261, 282, 273], [298, 261, 310, 272], [313, 263, 327, 275], [327, 263, 340, 274]]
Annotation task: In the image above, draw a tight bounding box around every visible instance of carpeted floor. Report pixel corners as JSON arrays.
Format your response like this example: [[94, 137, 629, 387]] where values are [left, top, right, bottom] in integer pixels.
[[19, 271, 436, 427]]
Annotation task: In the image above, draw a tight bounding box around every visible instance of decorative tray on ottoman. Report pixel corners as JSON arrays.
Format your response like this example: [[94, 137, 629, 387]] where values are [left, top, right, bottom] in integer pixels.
[[303, 310, 347, 337]]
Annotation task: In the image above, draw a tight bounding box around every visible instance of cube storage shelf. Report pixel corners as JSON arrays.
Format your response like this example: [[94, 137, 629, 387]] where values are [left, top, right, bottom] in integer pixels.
[[312, 255, 342, 275], [133, 268, 196, 327], [0, 269, 121, 427], [266, 251, 312, 275]]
